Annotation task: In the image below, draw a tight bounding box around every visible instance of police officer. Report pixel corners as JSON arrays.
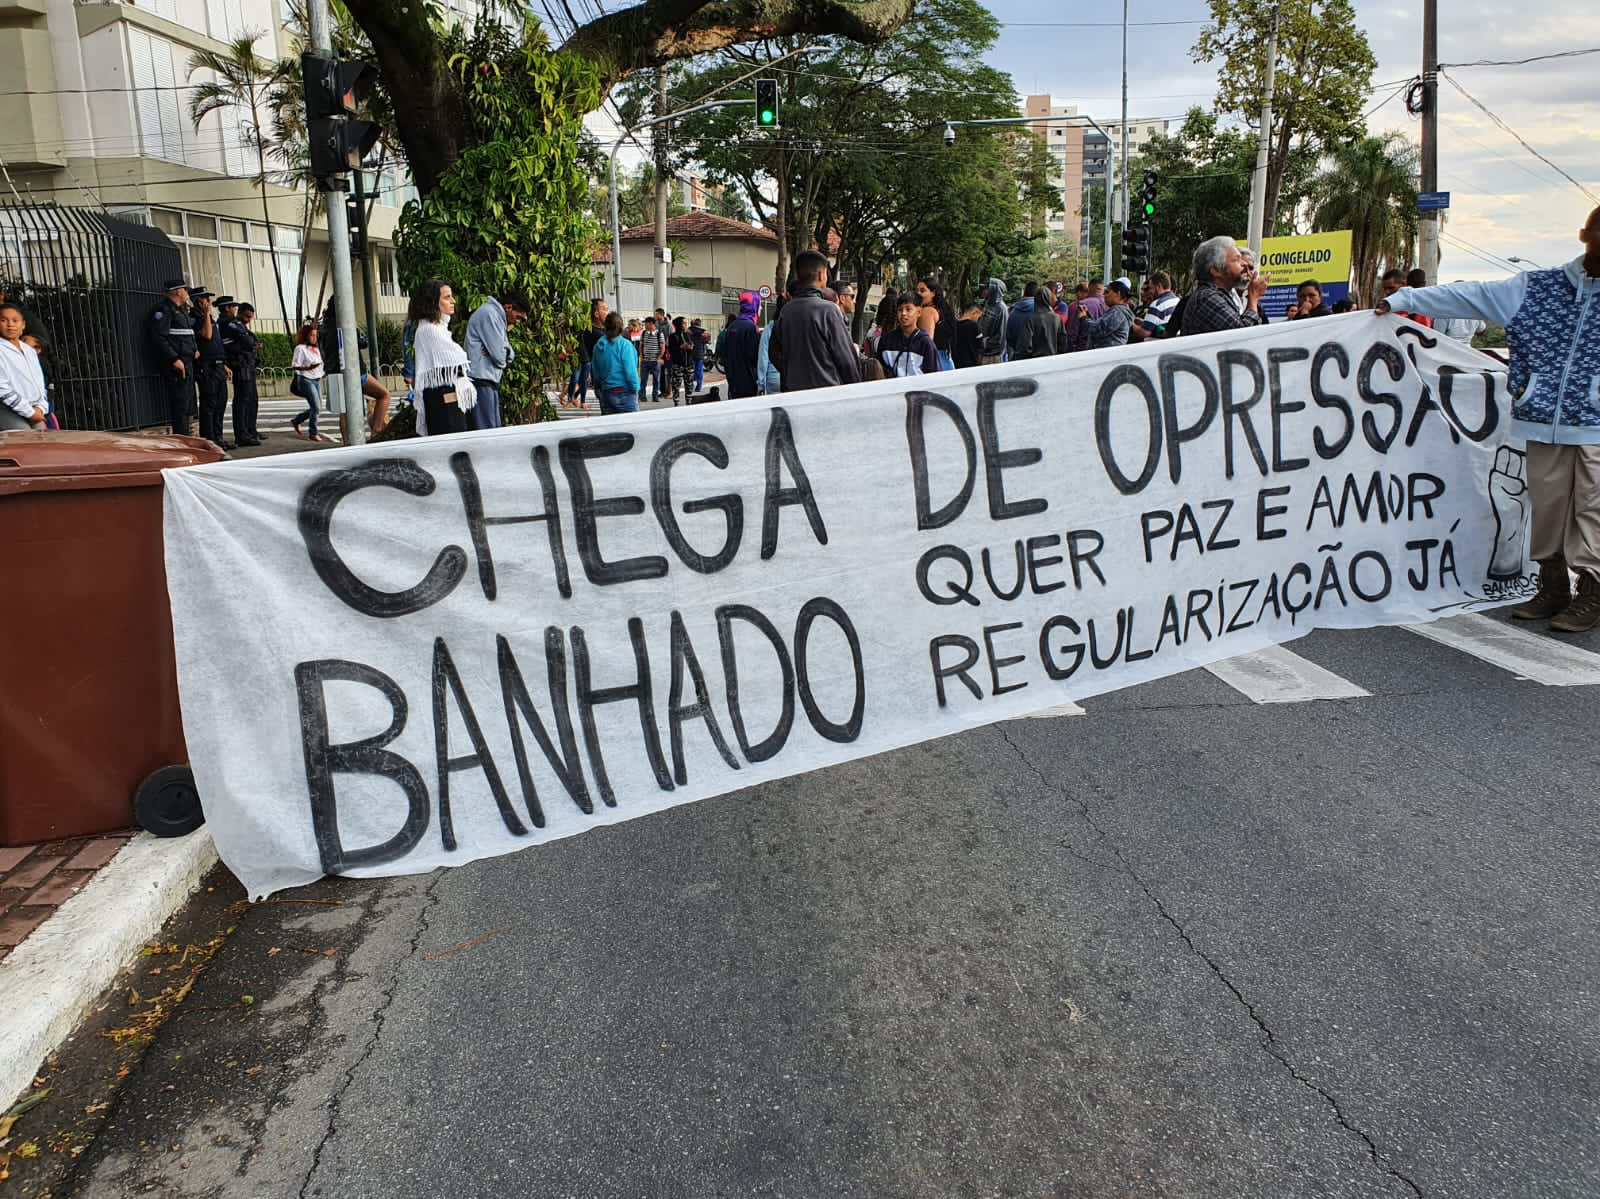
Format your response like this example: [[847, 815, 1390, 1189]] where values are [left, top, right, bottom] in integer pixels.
[[190, 286, 232, 449], [148, 278, 198, 435], [219, 296, 262, 446]]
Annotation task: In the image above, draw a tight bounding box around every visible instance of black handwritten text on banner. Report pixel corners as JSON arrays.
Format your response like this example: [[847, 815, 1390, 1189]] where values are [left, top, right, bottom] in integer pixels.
[[162, 315, 1531, 898]]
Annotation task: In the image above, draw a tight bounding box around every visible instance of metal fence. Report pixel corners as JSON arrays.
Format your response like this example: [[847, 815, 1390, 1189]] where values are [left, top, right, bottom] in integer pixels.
[[0, 203, 182, 431]]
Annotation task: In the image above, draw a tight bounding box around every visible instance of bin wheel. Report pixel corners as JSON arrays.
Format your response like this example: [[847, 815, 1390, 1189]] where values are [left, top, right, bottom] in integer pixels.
[[134, 765, 205, 838]]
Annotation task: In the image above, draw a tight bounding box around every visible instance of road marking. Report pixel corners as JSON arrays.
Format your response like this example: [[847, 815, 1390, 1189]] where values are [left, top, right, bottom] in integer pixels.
[[1022, 702, 1085, 718], [1405, 612, 1600, 686], [1204, 644, 1372, 704]]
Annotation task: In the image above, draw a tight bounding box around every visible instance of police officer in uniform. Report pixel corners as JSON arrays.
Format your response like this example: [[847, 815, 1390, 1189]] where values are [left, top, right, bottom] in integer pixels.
[[191, 287, 232, 449], [148, 278, 198, 435], [219, 296, 262, 446]]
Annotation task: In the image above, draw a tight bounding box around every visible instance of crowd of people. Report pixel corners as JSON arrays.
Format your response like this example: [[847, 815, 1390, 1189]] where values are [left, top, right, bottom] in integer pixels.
[[543, 237, 1492, 416]]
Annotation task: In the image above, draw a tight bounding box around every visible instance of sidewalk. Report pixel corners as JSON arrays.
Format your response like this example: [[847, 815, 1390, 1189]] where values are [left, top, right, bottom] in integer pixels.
[[0, 368, 732, 1110]]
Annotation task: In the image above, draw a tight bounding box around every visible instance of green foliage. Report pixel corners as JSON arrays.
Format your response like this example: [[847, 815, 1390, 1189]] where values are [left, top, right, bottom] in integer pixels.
[[708, 186, 754, 224], [1311, 133, 1419, 305], [1193, 0, 1376, 235], [613, 162, 689, 230], [395, 18, 600, 424], [375, 317, 404, 367], [1127, 109, 1316, 287], [648, 0, 1042, 300], [256, 331, 293, 371], [1474, 324, 1507, 350]]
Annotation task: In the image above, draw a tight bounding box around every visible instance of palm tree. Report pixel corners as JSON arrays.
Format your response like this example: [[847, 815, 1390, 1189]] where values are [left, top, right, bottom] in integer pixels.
[[1311, 134, 1419, 306], [188, 35, 298, 332]]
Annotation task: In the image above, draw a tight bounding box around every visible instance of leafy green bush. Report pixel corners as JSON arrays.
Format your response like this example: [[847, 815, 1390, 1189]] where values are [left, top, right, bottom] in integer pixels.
[[256, 331, 293, 371], [395, 20, 597, 425], [376, 318, 405, 369]]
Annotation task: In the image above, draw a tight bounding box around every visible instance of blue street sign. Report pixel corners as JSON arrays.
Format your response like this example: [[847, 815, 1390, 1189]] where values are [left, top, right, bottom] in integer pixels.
[[1417, 191, 1451, 212]]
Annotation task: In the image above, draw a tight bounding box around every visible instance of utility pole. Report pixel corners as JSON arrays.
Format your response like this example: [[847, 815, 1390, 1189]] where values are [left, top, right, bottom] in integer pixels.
[[306, 0, 366, 444], [1418, 0, 1439, 283], [653, 70, 670, 311], [352, 167, 381, 374], [1119, 0, 1129, 233], [609, 97, 741, 319], [1247, 4, 1280, 256]]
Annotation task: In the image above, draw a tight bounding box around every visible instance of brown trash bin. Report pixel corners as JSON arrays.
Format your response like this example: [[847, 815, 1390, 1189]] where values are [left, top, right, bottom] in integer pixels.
[[0, 430, 223, 845]]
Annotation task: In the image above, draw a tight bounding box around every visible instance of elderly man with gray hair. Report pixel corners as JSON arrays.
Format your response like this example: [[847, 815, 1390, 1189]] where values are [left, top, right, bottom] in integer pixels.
[[1181, 235, 1270, 336]]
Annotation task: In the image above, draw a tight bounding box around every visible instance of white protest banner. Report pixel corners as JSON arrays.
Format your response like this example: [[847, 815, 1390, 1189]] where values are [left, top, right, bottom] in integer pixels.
[[163, 314, 1532, 899]]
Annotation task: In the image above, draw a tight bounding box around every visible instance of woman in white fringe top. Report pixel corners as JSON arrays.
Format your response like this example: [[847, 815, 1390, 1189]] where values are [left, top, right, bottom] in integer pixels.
[[408, 278, 475, 437]]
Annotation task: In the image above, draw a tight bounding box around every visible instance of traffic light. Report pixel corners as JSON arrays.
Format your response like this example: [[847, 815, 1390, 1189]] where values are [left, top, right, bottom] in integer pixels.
[[755, 78, 778, 128], [1141, 168, 1159, 220], [302, 53, 379, 188], [1121, 223, 1151, 274]]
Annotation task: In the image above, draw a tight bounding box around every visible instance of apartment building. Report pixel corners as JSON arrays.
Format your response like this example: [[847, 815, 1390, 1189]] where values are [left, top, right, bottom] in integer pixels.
[[0, 0, 467, 333], [1024, 96, 1167, 249]]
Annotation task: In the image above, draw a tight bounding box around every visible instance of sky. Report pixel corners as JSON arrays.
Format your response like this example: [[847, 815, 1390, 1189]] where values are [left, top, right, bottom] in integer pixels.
[[981, 0, 1600, 280]]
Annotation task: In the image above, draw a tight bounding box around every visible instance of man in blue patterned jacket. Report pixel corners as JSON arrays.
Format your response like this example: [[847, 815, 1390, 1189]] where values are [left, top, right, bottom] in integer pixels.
[[1378, 207, 1600, 631]]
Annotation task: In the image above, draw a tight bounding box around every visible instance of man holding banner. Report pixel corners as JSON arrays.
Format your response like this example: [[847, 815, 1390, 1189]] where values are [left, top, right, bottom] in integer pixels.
[[1379, 206, 1600, 631]]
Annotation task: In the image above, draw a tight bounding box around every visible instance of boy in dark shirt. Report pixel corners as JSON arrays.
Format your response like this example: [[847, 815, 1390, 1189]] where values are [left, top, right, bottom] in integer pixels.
[[876, 294, 941, 377]]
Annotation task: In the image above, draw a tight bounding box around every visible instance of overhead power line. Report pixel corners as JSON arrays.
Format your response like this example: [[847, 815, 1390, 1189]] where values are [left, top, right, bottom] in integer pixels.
[[1440, 47, 1600, 69], [1440, 71, 1600, 205]]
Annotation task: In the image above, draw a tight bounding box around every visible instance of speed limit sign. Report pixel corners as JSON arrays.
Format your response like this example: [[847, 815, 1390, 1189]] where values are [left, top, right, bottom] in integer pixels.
[[757, 285, 773, 299]]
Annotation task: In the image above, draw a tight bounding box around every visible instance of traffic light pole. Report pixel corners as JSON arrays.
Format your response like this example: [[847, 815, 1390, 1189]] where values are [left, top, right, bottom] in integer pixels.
[[945, 113, 1114, 283], [308, 0, 366, 446]]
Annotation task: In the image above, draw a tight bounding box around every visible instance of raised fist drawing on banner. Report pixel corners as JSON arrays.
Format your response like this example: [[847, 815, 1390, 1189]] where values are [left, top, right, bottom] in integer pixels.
[[1487, 445, 1528, 580]]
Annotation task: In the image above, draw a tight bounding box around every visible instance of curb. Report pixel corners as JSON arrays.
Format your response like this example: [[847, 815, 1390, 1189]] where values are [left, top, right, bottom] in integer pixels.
[[0, 828, 218, 1108]]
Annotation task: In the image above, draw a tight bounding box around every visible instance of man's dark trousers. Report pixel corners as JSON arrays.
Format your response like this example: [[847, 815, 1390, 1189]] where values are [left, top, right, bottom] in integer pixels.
[[197, 360, 228, 444], [231, 365, 258, 443], [470, 379, 501, 429], [165, 369, 196, 436]]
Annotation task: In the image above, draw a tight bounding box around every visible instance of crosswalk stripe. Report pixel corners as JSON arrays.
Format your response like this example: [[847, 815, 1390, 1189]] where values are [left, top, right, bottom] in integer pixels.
[[1203, 644, 1372, 704], [1021, 701, 1085, 719], [1404, 612, 1600, 686]]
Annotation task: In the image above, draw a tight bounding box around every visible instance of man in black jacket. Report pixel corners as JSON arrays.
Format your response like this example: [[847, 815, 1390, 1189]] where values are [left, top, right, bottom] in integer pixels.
[[219, 297, 262, 446], [192, 287, 232, 450], [148, 278, 198, 435], [769, 250, 861, 392]]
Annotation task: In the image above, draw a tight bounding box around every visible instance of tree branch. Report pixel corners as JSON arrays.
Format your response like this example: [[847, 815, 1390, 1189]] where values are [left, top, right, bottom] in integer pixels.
[[342, 0, 469, 194], [562, 0, 917, 90]]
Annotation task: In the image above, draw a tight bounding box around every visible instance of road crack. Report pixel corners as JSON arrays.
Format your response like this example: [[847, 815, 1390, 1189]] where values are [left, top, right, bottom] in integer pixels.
[[999, 726, 1424, 1198], [297, 872, 445, 1199]]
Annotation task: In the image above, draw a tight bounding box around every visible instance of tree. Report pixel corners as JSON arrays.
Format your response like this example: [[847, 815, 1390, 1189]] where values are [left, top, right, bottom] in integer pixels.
[[708, 185, 754, 224], [1192, 0, 1376, 240], [1311, 133, 1418, 306], [614, 162, 689, 229], [395, 20, 600, 424], [340, 0, 920, 196], [1124, 108, 1319, 287], [187, 34, 297, 331], [649, 0, 1047, 298]]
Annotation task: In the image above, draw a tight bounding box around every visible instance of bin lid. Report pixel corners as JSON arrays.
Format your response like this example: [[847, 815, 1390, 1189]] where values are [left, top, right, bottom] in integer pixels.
[[0, 431, 224, 496]]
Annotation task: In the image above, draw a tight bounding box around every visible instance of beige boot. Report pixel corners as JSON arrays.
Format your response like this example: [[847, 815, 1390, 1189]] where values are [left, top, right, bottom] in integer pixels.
[[1550, 572, 1600, 633], [1511, 558, 1570, 620]]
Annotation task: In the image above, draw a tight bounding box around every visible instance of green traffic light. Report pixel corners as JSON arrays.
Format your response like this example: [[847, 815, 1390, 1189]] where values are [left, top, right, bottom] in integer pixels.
[[760, 109, 775, 125], [1143, 202, 1155, 217]]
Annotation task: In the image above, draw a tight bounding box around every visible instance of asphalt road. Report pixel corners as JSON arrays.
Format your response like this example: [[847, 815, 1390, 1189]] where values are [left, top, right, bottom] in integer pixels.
[[29, 617, 1600, 1198]]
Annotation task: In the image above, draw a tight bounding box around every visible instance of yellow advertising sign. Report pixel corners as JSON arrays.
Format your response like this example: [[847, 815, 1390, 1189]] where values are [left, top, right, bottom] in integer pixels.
[[1255, 231, 1352, 280], [1238, 231, 1353, 319]]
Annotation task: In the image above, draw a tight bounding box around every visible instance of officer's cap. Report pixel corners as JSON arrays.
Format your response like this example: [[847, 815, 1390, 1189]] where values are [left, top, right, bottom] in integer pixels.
[[162, 278, 187, 293], [216, 295, 236, 307], [190, 286, 213, 300]]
